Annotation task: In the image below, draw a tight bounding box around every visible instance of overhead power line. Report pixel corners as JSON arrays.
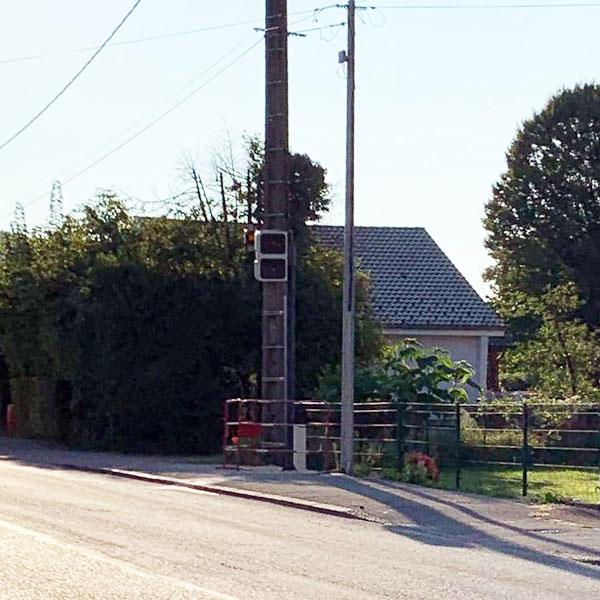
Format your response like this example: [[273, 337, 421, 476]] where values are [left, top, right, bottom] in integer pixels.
[[0, 7, 322, 67], [369, 2, 600, 8], [0, 18, 260, 66], [4, 36, 263, 220], [17, 35, 256, 202], [2, 3, 596, 65], [0, 0, 143, 152], [294, 21, 347, 34]]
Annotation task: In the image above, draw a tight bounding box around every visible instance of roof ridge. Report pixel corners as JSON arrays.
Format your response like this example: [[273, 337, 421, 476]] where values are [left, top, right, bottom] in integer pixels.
[[310, 224, 426, 231]]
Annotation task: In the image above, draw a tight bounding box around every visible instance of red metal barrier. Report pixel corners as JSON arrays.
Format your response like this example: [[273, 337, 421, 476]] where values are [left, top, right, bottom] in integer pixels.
[[237, 422, 262, 439], [223, 399, 291, 469]]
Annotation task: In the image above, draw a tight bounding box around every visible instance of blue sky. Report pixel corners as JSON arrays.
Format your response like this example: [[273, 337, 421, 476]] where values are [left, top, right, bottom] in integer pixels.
[[1, 1, 599, 296]]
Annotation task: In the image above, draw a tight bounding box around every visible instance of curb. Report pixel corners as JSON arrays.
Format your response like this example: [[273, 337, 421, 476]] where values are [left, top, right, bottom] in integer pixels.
[[57, 463, 367, 522]]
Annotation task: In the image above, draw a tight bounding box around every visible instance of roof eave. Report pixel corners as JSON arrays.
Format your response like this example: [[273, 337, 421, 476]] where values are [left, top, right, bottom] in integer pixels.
[[382, 325, 505, 337]]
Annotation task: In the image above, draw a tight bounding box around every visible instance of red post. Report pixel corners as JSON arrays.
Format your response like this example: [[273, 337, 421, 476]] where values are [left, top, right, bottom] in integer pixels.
[[223, 399, 229, 469], [6, 404, 16, 437]]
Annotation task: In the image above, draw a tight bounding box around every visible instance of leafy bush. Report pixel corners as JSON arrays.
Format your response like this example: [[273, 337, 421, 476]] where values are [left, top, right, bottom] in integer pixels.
[[498, 285, 600, 397], [316, 339, 478, 404], [0, 193, 382, 453]]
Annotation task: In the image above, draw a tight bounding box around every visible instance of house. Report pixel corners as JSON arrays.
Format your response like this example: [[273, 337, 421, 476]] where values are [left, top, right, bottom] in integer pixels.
[[312, 226, 505, 396]]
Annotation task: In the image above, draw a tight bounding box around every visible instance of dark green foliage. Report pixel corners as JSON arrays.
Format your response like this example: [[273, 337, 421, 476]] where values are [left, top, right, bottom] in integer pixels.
[[484, 85, 600, 395], [67, 267, 260, 453], [485, 84, 600, 330], [0, 195, 262, 453], [0, 190, 380, 452], [0, 140, 382, 452]]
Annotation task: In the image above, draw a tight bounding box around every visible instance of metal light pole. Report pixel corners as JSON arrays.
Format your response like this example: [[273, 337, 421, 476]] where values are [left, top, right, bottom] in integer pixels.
[[341, 0, 356, 475]]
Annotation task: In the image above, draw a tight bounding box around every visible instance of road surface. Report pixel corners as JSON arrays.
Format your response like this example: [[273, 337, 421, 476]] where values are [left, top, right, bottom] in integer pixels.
[[0, 459, 598, 599]]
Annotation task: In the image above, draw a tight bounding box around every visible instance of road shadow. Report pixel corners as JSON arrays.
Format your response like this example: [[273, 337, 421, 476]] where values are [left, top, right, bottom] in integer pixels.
[[322, 476, 600, 581], [162, 462, 600, 581], [0, 436, 221, 475]]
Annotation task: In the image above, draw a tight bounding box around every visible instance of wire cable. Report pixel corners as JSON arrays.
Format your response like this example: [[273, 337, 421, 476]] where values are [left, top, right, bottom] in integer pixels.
[[370, 2, 600, 9], [0, 0, 143, 152], [13, 35, 255, 207], [2, 36, 263, 221], [0, 7, 324, 67], [0, 17, 260, 66], [294, 21, 347, 34], [3, 3, 595, 67]]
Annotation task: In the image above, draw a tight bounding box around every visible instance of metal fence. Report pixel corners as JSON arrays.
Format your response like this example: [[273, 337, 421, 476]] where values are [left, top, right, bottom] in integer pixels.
[[399, 401, 600, 498], [223, 398, 400, 471], [223, 398, 600, 500]]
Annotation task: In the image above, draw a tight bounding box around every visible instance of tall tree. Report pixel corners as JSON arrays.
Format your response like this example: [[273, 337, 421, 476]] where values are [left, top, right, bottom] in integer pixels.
[[177, 136, 331, 254], [485, 84, 600, 332]]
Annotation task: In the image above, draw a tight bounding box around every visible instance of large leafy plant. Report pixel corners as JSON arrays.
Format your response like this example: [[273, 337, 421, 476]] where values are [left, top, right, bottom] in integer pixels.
[[316, 339, 478, 405]]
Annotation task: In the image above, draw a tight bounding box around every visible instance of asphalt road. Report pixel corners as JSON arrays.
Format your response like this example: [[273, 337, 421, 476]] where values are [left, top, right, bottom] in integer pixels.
[[0, 460, 598, 599]]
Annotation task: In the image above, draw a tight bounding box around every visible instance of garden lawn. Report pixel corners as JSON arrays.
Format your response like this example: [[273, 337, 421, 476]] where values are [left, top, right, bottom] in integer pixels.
[[438, 465, 599, 504]]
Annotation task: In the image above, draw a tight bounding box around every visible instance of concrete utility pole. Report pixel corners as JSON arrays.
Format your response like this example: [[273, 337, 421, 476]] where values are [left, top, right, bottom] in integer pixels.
[[341, 0, 356, 475], [262, 0, 293, 466]]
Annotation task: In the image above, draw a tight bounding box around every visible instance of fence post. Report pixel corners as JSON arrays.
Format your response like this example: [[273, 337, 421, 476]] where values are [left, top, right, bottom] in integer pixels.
[[324, 404, 332, 471], [522, 401, 529, 497], [223, 399, 229, 469], [236, 400, 241, 471], [455, 401, 461, 490], [597, 408, 600, 493], [396, 403, 404, 474]]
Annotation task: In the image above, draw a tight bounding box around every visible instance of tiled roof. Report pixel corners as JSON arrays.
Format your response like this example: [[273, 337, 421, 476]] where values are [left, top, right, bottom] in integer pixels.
[[311, 225, 503, 330]]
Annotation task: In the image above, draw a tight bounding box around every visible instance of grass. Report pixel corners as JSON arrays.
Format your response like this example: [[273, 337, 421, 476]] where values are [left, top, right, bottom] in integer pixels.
[[437, 465, 600, 504]]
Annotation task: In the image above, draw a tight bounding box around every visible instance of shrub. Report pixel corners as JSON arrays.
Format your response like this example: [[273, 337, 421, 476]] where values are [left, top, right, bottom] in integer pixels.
[[0, 195, 382, 454], [403, 451, 440, 484], [461, 409, 522, 447], [316, 339, 478, 404]]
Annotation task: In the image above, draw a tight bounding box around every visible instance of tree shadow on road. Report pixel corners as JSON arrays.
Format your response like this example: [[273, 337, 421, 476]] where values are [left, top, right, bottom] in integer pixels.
[[324, 476, 600, 581]]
